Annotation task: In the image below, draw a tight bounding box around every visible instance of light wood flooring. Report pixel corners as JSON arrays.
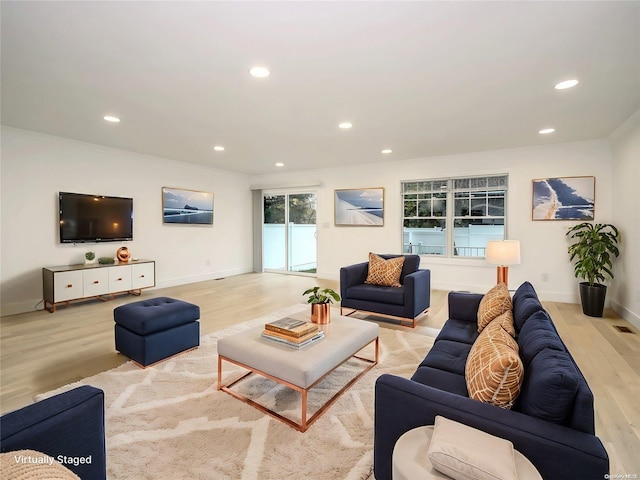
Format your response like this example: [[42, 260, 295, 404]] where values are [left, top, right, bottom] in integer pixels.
[[1, 273, 639, 475]]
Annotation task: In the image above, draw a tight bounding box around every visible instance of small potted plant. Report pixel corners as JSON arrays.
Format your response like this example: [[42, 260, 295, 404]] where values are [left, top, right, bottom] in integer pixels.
[[84, 251, 96, 265], [303, 287, 341, 324], [566, 222, 620, 317]]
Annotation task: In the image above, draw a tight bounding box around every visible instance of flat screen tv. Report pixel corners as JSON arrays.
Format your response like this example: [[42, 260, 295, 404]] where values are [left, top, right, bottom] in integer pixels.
[[59, 192, 133, 243]]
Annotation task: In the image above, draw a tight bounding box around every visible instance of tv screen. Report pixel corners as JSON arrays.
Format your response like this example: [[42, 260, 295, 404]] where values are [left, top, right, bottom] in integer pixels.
[[59, 192, 133, 243]]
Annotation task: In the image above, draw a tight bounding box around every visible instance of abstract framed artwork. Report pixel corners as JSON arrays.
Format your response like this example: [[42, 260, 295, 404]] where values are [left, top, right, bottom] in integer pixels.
[[162, 187, 214, 225], [334, 187, 384, 226], [532, 176, 595, 221]]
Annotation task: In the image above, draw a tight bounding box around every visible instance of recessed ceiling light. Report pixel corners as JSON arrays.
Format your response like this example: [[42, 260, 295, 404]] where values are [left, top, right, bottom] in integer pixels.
[[539, 128, 556, 135], [213, 145, 225, 151], [249, 66, 270, 78], [381, 149, 392, 154], [338, 122, 352, 129], [275, 162, 284, 167], [554, 79, 579, 90], [103, 115, 120, 123]]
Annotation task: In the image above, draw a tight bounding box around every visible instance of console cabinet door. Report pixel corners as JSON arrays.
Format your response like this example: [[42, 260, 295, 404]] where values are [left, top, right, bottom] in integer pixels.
[[83, 268, 109, 297], [53, 271, 84, 302], [131, 262, 155, 289], [108, 265, 132, 293]]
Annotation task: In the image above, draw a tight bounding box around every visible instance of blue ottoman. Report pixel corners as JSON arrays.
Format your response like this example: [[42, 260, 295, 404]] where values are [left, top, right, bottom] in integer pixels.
[[114, 297, 200, 367]]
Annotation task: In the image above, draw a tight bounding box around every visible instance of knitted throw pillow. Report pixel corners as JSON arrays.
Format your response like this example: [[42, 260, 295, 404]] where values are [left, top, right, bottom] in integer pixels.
[[365, 253, 405, 287], [465, 320, 524, 409], [0, 450, 80, 480], [477, 283, 512, 332]]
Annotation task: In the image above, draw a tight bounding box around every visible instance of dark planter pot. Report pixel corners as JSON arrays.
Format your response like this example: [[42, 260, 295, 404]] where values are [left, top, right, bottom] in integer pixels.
[[579, 282, 607, 317]]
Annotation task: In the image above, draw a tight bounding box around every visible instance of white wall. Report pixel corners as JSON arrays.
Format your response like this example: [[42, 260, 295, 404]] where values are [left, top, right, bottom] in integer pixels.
[[3, 126, 631, 319], [610, 109, 640, 328], [251, 140, 615, 303], [0, 127, 253, 315]]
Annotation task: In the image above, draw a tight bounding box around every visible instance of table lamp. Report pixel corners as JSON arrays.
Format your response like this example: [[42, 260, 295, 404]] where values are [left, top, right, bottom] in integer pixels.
[[485, 240, 521, 286]]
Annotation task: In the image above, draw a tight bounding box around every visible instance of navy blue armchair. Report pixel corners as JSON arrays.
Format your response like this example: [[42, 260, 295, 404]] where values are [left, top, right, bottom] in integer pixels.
[[1, 385, 106, 479], [340, 254, 431, 328]]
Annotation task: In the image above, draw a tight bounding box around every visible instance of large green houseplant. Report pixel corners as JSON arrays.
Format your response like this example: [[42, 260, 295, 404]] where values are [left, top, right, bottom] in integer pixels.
[[566, 222, 620, 317]]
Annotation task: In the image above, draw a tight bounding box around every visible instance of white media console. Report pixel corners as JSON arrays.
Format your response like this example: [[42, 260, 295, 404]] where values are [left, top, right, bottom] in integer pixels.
[[42, 260, 155, 313]]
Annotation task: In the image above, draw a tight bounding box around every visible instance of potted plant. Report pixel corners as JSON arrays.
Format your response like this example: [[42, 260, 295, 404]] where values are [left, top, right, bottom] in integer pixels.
[[84, 251, 96, 265], [303, 287, 341, 324], [566, 222, 620, 317]]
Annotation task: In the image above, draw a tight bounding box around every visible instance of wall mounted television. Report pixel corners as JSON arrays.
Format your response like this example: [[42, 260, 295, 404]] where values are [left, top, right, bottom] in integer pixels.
[[59, 192, 133, 243]]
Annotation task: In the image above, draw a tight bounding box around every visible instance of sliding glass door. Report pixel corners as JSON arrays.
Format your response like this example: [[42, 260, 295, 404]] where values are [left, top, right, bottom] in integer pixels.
[[263, 192, 317, 274]]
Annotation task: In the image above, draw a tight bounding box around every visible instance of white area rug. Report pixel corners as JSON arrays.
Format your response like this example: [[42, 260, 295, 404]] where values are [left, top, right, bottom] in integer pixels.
[[38, 305, 435, 480]]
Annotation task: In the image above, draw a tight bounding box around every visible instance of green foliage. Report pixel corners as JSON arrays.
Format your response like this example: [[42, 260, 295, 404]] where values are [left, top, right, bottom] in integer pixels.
[[566, 222, 620, 287], [85, 251, 95, 261], [263, 193, 316, 225], [303, 286, 341, 304], [98, 257, 115, 265]]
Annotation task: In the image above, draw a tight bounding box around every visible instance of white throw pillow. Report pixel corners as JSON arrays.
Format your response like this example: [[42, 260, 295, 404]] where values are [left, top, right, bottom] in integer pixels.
[[427, 416, 518, 480]]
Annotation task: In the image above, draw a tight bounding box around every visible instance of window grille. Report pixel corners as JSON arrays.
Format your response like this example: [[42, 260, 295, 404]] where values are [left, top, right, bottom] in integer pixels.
[[402, 175, 507, 257]]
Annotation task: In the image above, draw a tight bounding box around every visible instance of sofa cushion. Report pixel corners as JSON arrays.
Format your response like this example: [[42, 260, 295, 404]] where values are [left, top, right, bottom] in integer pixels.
[[411, 366, 469, 397], [517, 310, 565, 365], [420, 340, 472, 376], [346, 284, 405, 306], [512, 281, 544, 332], [517, 348, 579, 425], [365, 253, 405, 287], [428, 416, 518, 480], [113, 297, 200, 335], [465, 321, 524, 409], [477, 283, 512, 332], [435, 319, 480, 345]]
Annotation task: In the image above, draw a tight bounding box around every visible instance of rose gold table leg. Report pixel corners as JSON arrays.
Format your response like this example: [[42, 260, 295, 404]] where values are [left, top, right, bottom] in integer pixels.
[[301, 389, 308, 431]]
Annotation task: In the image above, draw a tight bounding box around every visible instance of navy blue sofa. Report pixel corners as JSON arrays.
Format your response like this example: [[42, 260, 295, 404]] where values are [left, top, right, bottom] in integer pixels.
[[374, 282, 609, 480], [340, 254, 430, 327], [1, 385, 106, 479]]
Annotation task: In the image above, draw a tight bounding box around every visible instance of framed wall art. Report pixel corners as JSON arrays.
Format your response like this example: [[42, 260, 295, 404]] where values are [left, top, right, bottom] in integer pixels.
[[532, 176, 595, 221], [334, 187, 384, 226], [162, 187, 214, 225]]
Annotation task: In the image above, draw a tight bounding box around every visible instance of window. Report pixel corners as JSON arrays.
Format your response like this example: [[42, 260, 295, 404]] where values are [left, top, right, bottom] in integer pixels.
[[402, 175, 507, 258]]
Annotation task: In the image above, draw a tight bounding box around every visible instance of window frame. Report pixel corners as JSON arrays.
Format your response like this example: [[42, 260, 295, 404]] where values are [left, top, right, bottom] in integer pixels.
[[402, 174, 508, 259]]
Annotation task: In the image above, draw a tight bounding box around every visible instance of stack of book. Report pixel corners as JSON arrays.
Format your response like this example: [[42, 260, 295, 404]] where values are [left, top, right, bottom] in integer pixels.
[[262, 317, 324, 349]]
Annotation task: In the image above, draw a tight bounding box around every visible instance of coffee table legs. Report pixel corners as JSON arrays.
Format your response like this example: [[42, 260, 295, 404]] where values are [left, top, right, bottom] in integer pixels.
[[217, 337, 379, 432]]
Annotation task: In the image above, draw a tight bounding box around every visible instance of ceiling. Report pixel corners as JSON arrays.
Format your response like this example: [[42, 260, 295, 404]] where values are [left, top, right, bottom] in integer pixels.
[[2, 1, 639, 176]]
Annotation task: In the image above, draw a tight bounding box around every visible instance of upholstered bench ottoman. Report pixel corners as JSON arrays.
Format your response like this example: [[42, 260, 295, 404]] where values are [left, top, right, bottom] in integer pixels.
[[114, 297, 200, 367]]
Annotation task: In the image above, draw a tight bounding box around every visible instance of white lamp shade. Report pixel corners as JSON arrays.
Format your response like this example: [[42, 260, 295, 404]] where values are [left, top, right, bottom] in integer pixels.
[[486, 240, 521, 266]]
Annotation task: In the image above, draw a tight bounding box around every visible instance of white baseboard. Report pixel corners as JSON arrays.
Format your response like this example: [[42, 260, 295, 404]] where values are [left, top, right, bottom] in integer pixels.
[[610, 300, 640, 331], [1, 267, 254, 317], [156, 266, 253, 289], [431, 281, 578, 304], [317, 270, 340, 282], [318, 275, 583, 304], [0, 299, 46, 317]]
